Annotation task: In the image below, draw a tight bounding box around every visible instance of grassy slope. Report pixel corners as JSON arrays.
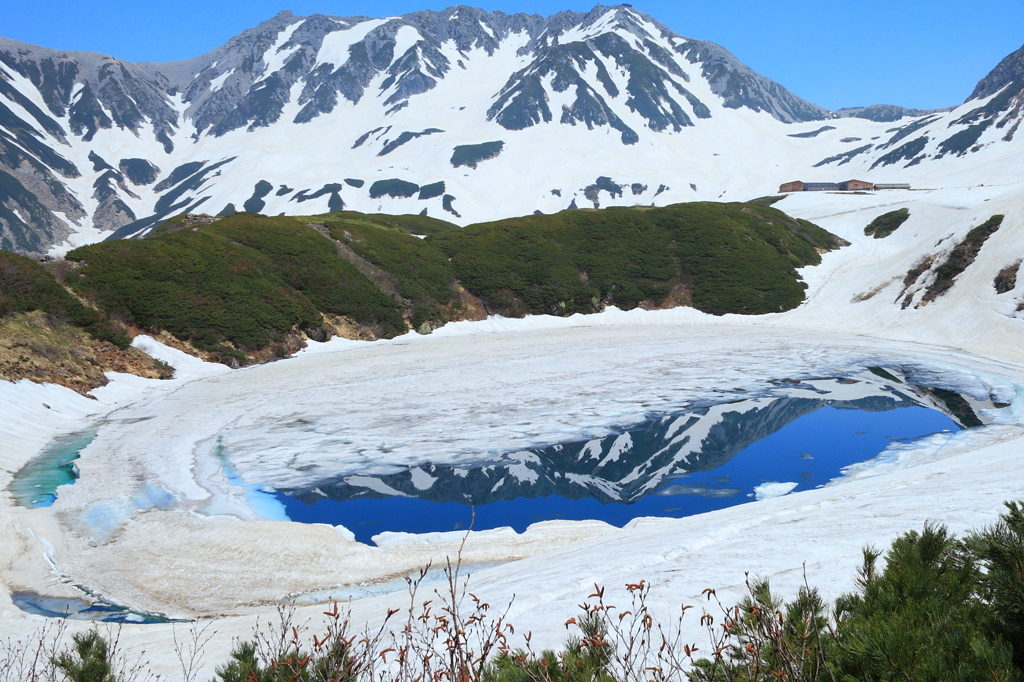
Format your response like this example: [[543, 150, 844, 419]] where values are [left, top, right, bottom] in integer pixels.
[[65, 214, 405, 363], [0, 253, 172, 390], [6, 202, 842, 365], [0, 310, 170, 393], [0, 251, 128, 347], [430, 202, 843, 316], [307, 211, 459, 236]]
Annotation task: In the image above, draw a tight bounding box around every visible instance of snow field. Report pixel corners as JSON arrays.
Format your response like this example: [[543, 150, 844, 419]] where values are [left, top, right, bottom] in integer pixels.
[[4, 347, 1024, 680]]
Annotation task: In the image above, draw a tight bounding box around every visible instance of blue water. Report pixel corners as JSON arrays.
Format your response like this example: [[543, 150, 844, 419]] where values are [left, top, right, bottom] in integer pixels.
[[276, 405, 958, 545], [211, 440, 289, 520], [11, 592, 180, 624], [8, 429, 97, 508]]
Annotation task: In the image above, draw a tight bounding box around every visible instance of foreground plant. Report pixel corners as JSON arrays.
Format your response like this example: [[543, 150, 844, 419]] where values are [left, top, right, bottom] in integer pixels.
[[484, 579, 695, 682], [216, 544, 514, 682], [690, 509, 1024, 682], [833, 523, 1017, 682], [688, 577, 833, 682], [0, 620, 65, 682], [53, 631, 120, 682], [967, 501, 1024, 671]]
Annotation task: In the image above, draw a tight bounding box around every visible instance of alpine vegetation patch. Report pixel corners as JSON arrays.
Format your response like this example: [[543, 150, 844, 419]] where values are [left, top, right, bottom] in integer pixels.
[[863, 208, 910, 238], [451, 141, 505, 169]]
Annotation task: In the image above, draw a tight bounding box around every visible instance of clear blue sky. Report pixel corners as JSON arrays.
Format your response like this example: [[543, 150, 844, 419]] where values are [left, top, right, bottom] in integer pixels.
[[5, 0, 1023, 110]]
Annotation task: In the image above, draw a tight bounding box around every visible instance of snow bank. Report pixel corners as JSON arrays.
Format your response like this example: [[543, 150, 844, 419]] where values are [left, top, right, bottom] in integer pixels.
[[130, 335, 231, 381], [753, 481, 798, 500]]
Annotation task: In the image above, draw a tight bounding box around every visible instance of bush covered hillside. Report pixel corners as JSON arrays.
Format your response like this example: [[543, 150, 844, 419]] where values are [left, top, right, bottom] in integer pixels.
[[431, 203, 845, 316], [2, 202, 844, 367], [64, 214, 407, 365], [319, 212, 463, 330], [0, 252, 171, 391], [0, 252, 128, 348]]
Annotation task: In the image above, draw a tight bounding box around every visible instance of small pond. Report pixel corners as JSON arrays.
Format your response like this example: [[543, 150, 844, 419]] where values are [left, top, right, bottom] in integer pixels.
[[11, 592, 180, 624], [273, 370, 971, 545], [8, 429, 97, 508]]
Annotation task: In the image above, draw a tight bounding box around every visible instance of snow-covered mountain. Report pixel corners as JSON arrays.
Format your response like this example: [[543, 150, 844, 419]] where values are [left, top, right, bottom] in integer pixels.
[[1, 5, 1023, 257]]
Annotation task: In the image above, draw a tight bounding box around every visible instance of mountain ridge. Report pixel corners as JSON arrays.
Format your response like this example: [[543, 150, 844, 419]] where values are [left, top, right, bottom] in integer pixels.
[[0, 5, 1022, 258], [968, 42, 1024, 101]]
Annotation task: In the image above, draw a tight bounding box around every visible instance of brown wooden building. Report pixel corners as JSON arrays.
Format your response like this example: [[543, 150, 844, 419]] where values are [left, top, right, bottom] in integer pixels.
[[780, 179, 881, 192]]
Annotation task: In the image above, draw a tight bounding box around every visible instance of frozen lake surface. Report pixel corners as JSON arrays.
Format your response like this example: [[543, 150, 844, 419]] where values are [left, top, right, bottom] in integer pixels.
[[2, 317, 1020, 639], [10, 592, 179, 624]]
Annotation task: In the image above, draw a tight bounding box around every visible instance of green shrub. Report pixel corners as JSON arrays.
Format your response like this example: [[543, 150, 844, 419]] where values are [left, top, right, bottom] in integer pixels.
[[324, 215, 457, 327], [689, 579, 833, 682], [31, 202, 843, 361], [214, 639, 357, 682], [692, 511, 1024, 682], [484, 613, 614, 682], [65, 214, 405, 358], [302, 211, 458, 236], [967, 501, 1024, 670], [0, 251, 129, 347], [52, 630, 119, 682], [864, 208, 910, 238], [14, 504, 1024, 682], [747, 196, 786, 207], [208, 215, 405, 336], [832, 523, 1018, 682], [922, 214, 1004, 302], [430, 202, 842, 317], [213, 640, 349, 682]]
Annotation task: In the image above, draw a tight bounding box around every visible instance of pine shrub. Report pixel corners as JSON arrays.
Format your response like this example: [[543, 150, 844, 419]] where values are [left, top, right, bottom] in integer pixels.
[[52, 630, 120, 682], [832, 523, 1017, 682], [968, 501, 1024, 670]]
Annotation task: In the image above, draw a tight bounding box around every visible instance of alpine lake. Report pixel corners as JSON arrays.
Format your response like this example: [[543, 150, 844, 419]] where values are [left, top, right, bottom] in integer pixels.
[[8, 363, 994, 619]]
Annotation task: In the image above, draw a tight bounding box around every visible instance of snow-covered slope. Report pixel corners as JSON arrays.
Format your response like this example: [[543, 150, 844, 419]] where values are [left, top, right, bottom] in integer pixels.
[[3, 166, 1024, 675], [6, 5, 1018, 257]]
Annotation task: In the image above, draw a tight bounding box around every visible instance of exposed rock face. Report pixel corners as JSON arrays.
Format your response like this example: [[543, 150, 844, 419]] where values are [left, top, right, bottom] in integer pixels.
[[833, 104, 952, 123], [969, 42, 1024, 101], [675, 39, 827, 123], [0, 37, 179, 148]]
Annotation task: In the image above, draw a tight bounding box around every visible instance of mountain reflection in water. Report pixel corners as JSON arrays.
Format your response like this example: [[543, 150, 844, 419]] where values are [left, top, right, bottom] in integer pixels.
[[274, 371, 975, 543]]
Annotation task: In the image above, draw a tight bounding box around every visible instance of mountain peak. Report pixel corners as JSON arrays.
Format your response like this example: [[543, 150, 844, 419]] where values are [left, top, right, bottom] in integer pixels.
[[968, 42, 1024, 101], [16, 4, 1014, 258]]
